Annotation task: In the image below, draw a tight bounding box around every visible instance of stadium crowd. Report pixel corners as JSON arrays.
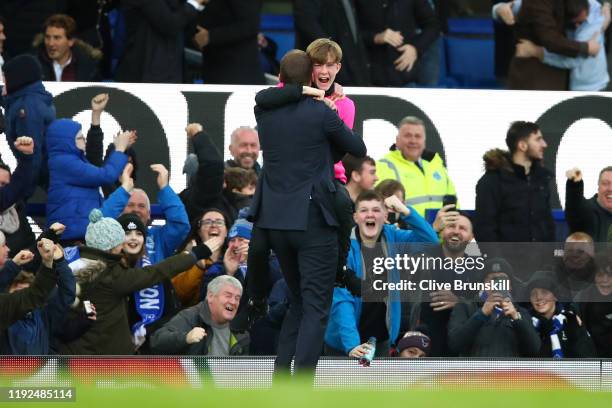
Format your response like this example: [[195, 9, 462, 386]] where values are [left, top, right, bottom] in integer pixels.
[[0, 1, 610, 365], [0, 0, 611, 89]]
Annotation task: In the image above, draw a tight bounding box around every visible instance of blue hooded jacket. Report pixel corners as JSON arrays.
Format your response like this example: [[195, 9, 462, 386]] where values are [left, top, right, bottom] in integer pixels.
[[101, 185, 190, 264], [324, 208, 438, 355], [3, 81, 55, 195], [46, 119, 128, 240]]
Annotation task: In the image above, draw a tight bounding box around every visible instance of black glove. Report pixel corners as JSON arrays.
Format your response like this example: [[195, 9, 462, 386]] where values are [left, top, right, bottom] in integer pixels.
[[335, 266, 361, 297], [37, 227, 63, 244], [247, 297, 269, 329], [191, 243, 212, 260]]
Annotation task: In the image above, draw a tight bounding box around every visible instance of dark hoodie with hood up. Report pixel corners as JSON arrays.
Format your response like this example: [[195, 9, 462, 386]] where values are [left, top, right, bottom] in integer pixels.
[[474, 148, 555, 243]]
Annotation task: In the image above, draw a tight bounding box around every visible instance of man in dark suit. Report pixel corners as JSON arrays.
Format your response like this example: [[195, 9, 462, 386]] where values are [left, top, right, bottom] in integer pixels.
[[353, 0, 440, 87], [192, 0, 265, 84], [251, 50, 367, 377], [293, 0, 371, 86]]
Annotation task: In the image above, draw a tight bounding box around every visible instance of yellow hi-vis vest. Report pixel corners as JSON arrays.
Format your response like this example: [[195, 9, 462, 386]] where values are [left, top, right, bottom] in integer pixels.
[[376, 150, 457, 217]]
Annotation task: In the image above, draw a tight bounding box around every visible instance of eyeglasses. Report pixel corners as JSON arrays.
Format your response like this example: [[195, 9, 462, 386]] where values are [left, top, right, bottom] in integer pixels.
[[199, 219, 225, 228]]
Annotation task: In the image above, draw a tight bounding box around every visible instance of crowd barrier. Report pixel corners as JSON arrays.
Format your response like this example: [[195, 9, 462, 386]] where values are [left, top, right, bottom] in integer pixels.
[[1, 357, 611, 391]]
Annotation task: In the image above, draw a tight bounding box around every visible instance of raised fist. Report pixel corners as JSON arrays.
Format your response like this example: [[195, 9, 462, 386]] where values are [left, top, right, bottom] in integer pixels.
[[186, 327, 207, 344], [14, 136, 34, 155], [566, 168, 583, 182], [186, 123, 203, 138]]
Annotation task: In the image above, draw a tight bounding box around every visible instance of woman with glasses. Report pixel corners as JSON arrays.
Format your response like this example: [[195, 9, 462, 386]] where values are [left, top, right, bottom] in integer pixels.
[[171, 208, 230, 308]]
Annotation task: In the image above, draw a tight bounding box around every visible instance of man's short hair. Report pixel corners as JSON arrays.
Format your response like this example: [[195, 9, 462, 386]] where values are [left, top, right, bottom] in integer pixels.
[[599, 166, 612, 182], [279, 49, 312, 86], [208, 275, 243, 296], [505, 121, 540, 154], [343, 154, 375, 182], [306, 38, 343, 64], [230, 126, 257, 145], [398, 116, 425, 129], [224, 167, 257, 192], [566, 0, 590, 21], [131, 188, 151, 211], [43, 14, 77, 39], [375, 179, 406, 200], [355, 189, 384, 207], [0, 163, 11, 174], [566, 231, 594, 243]]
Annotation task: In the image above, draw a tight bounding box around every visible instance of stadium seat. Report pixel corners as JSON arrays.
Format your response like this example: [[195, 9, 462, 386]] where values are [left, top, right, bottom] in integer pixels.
[[444, 18, 500, 89], [261, 13, 295, 61]]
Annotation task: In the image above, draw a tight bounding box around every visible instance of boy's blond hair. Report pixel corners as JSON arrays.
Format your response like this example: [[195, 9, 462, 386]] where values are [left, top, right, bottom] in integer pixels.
[[306, 38, 343, 64]]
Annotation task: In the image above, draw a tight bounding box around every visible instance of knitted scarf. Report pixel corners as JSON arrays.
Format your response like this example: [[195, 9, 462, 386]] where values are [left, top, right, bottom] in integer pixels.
[[532, 305, 566, 359], [131, 255, 165, 348]]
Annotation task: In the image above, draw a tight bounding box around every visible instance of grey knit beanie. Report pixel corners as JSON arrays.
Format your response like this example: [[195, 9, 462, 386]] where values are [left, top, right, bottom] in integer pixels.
[[85, 209, 125, 251]]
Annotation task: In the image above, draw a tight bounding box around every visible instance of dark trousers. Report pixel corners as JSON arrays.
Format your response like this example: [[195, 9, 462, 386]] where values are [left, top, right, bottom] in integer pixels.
[[264, 203, 338, 376], [247, 184, 353, 300], [333, 181, 354, 275], [246, 225, 274, 301]]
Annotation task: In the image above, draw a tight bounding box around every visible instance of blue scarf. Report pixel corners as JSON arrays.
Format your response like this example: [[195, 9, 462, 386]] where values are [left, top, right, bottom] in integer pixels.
[[531, 305, 566, 359], [131, 256, 165, 347]]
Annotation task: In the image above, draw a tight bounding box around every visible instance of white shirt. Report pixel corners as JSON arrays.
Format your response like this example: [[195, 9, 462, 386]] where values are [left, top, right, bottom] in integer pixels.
[[53, 56, 72, 82], [187, 0, 205, 11]]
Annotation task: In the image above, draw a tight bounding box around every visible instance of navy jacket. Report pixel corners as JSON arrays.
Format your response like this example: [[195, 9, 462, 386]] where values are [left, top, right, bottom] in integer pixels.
[[1, 259, 76, 355], [252, 87, 367, 230], [2, 81, 55, 194]]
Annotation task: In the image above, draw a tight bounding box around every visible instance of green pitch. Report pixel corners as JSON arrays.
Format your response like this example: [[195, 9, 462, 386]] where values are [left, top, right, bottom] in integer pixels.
[[3, 385, 611, 408]]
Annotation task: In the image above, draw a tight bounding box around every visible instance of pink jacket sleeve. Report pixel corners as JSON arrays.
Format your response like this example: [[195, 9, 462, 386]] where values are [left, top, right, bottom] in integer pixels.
[[332, 96, 356, 184]]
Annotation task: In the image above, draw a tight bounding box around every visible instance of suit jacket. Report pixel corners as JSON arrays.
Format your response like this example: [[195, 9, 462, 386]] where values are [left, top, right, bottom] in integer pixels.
[[195, 0, 265, 84], [293, 0, 371, 86], [354, 0, 440, 87], [252, 85, 367, 231], [508, 0, 587, 90], [115, 0, 199, 83]]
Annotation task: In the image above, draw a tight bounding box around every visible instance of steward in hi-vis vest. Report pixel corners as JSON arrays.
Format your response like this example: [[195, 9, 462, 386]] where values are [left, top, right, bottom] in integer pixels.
[[376, 116, 456, 217]]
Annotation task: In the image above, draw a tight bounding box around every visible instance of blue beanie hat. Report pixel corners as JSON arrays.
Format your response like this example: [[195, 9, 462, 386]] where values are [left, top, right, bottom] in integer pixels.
[[85, 209, 126, 251], [228, 218, 252, 241]]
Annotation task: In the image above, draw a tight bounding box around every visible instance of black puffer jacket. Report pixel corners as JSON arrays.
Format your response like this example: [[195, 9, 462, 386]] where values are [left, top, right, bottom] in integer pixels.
[[474, 149, 555, 243]]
